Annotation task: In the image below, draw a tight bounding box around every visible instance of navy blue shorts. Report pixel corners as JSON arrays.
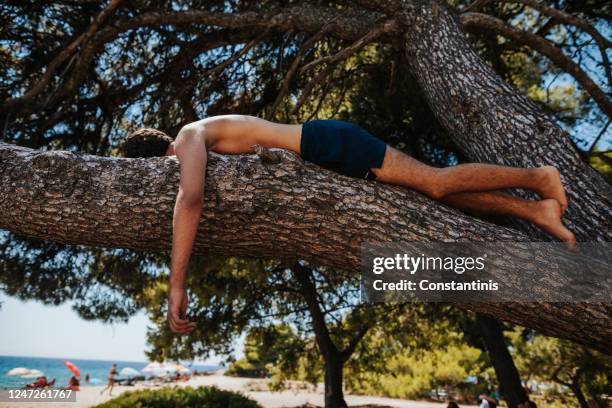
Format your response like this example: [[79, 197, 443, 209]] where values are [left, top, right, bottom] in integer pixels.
[[300, 120, 387, 180]]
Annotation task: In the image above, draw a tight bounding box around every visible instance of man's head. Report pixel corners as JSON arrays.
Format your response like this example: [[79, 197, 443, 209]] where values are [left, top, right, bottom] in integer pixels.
[[123, 128, 174, 158]]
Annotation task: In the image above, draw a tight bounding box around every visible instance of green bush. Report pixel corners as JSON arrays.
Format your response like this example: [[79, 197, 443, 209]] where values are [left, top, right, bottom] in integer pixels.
[[94, 386, 261, 408]]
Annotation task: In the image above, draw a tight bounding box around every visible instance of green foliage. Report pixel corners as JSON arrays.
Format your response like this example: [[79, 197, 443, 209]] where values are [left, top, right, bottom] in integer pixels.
[[509, 328, 612, 407], [343, 306, 489, 400], [589, 151, 612, 181], [227, 324, 305, 377], [1, 0, 608, 332], [232, 306, 493, 401], [265, 335, 323, 390], [0, 234, 167, 323], [143, 255, 277, 362], [93, 386, 261, 408], [226, 359, 258, 377], [346, 343, 485, 400]]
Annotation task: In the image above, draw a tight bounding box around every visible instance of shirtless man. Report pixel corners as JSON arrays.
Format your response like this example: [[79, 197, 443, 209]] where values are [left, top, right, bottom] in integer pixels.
[[123, 115, 574, 334]]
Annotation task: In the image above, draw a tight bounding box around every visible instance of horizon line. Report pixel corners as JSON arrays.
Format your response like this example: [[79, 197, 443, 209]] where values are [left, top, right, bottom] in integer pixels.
[[0, 354, 221, 366]]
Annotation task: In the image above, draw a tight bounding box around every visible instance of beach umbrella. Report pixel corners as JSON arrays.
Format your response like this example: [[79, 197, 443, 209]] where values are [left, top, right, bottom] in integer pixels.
[[21, 369, 44, 378], [174, 364, 190, 374], [142, 362, 165, 377], [6, 367, 29, 376], [119, 367, 140, 377], [64, 361, 80, 378], [141, 362, 161, 372], [161, 362, 181, 373]]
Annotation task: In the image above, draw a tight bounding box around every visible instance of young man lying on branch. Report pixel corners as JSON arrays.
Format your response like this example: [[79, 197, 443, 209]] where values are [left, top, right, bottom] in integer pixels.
[[123, 115, 574, 334]]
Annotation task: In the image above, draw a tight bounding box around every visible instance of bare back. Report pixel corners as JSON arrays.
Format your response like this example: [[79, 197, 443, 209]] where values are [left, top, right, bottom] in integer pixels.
[[202, 115, 302, 154]]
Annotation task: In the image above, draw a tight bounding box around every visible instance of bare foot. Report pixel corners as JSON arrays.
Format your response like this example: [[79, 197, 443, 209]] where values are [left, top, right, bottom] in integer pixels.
[[533, 199, 576, 243], [535, 166, 568, 213]]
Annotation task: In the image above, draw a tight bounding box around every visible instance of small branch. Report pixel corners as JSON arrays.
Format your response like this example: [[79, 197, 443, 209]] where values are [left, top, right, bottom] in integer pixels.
[[269, 26, 335, 117], [291, 62, 341, 116], [202, 30, 268, 78], [3, 0, 125, 111], [341, 322, 372, 362], [465, 0, 612, 89], [461, 12, 612, 119], [290, 20, 397, 116], [252, 144, 282, 164], [587, 119, 611, 156], [4, 5, 394, 119], [300, 20, 397, 73], [463, 0, 490, 12]]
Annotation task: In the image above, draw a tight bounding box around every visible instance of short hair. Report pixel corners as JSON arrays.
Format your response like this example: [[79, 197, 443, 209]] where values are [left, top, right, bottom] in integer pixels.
[[123, 128, 173, 158]]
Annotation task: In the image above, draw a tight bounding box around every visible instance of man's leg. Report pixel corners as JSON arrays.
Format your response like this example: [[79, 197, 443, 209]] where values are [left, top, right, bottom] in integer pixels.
[[441, 191, 575, 242], [372, 147, 574, 242], [373, 147, 568, 212]]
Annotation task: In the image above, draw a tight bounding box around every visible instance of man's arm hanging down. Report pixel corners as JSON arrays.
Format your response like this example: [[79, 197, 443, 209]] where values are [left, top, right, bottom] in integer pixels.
[[168, 123, 207, 334]]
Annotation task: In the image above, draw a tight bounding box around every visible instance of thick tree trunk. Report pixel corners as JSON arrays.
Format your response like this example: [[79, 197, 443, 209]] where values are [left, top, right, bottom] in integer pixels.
[[570, 381, 590, 408], [398, 0, 612, 241], [0, 142, 610, 352], [2, 1, 607, 242], [324, 356, 347, 408], [293, 263, 348, 408], [477, 314, 529, 408]]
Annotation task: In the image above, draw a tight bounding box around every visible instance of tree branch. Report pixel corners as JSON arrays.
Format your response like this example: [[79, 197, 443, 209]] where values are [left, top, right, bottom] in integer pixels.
[[341, 321, 373, 362], [0, 142, 610, 353], [398, 1, 611, 242], [461, 12, 612, 118], [300, 19, 398, 73], [2, 5, 398, 118], [3, 0, 126, 111], [292, 263, 339, 358], [471, 0, 612, 88], [269, 26, 335, 117]]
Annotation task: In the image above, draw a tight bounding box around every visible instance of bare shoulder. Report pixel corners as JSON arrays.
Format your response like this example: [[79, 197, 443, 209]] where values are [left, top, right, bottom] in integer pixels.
[[174, 120, 208, 156]]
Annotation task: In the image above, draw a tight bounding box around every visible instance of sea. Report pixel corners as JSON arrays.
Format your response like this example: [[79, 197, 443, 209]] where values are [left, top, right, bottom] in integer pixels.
[[0, 355, 221, 389]]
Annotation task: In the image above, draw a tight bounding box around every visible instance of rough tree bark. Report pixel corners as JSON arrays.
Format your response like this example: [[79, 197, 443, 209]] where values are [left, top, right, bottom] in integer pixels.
[[395, 0, 612, 241], [5, 1, 607, 236], [0, 142, 610, 353]]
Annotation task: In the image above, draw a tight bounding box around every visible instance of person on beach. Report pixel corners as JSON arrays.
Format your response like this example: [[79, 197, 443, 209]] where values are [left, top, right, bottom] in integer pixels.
[[123, 115, 575, 334], [479, 394, 499, 408], [66, 376, 80, 391], [100, 363, 117, 396], [26, 376, 55, 389]]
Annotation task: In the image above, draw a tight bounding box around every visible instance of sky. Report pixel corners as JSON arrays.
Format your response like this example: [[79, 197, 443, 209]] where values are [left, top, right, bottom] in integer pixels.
[[0, 294, 235, 364]]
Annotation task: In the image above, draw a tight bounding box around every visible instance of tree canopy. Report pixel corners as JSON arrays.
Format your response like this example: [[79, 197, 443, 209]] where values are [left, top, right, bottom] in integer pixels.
[[0, 1, 610, 406]]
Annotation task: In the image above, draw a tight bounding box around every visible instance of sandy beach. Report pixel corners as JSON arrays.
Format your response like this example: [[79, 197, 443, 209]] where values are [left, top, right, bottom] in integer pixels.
[[0, 374, 478, 408]]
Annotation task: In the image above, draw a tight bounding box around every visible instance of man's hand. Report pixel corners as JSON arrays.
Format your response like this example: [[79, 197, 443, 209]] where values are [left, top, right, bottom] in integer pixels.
[[167, 286, 196, 334]]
